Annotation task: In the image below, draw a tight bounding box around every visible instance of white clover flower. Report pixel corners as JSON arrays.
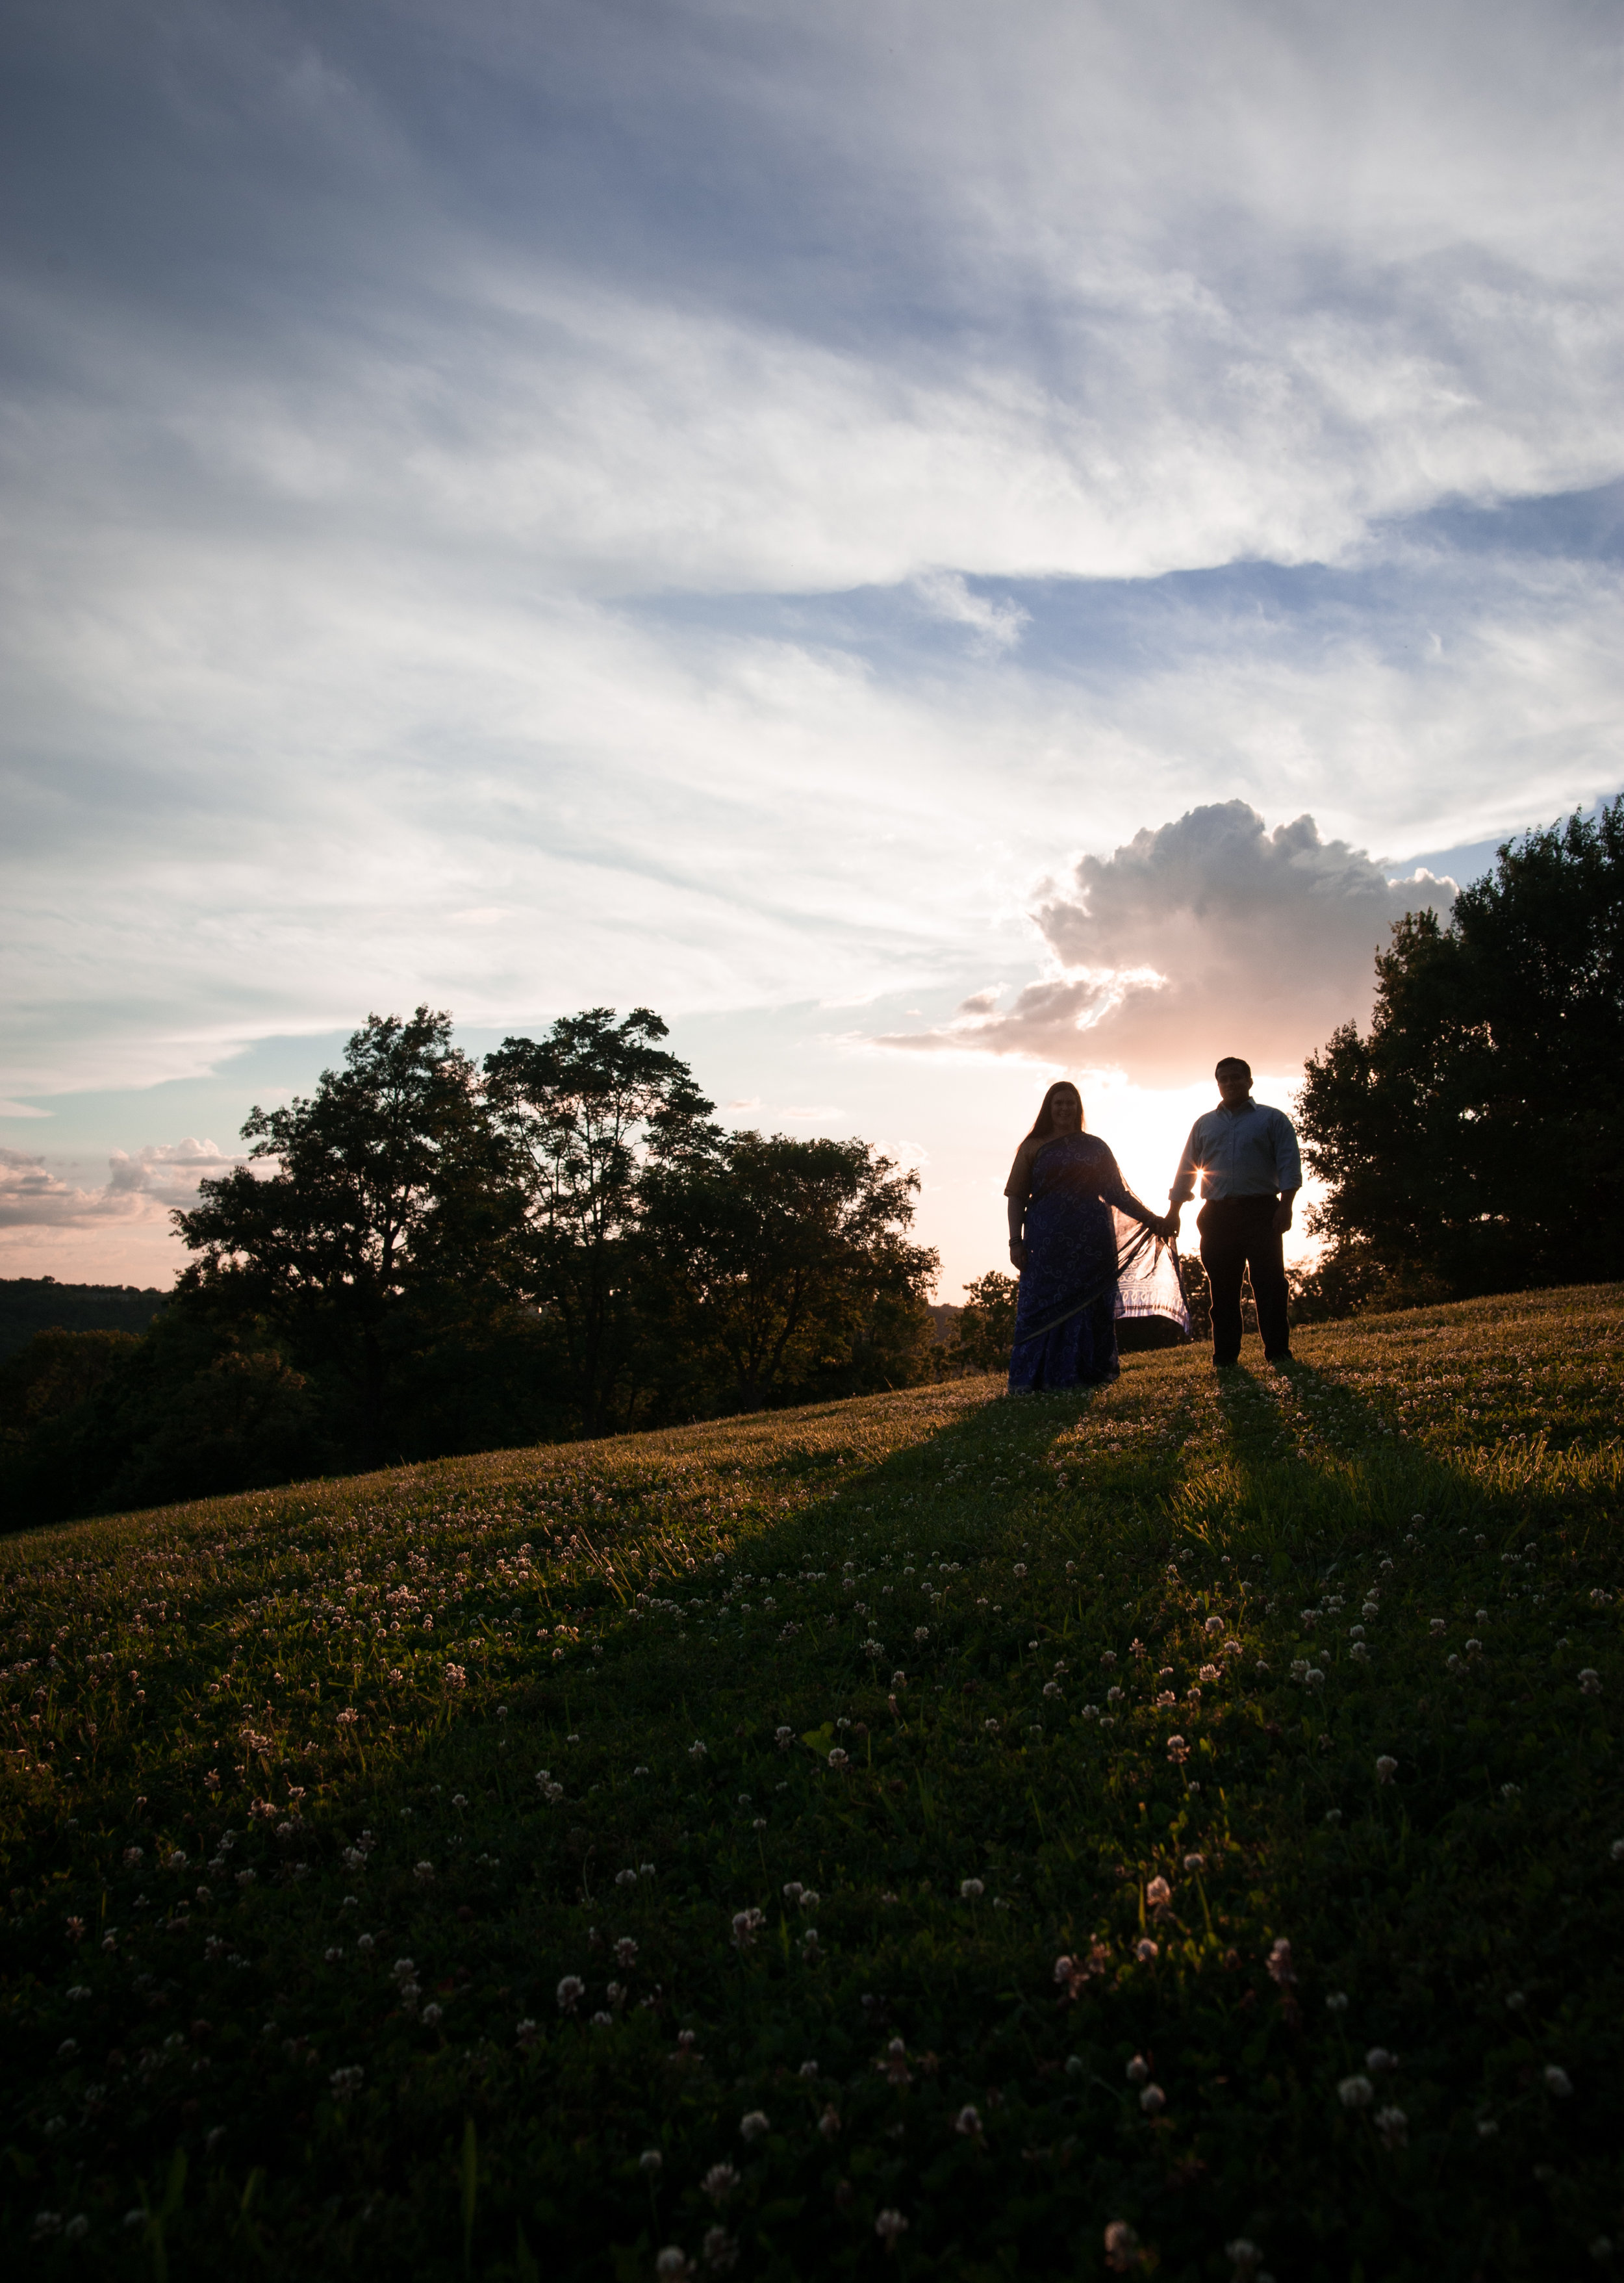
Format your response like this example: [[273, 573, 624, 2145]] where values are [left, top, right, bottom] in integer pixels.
[[1545, 2065, 1574, 2097], [1374, 2104, 1408, 2149], [1338, 2074, 1374, 2108], [556, 1974, 585, 2013], [1145, 1875, 1171, 1907], [739, 2111, 769, 2143], [1580, 1670, 1603, 1697], [1375, 1755, 1397, 1784], [874, 2210, 909, 2245], [655, 2248, 691, 2279], [1125, 2054, 1149, 2084], [1199, 1663, 1221, 1684], [960, 1878, 985, 1899], [1365, 2047, 1397, 2073], [1135, 1937, 1158, 1962], [913, 1627, 930, 1642], [1139, 2083, 1166, 2114], [1429, 1619, 1446, 1636], [817, 2102, 841, 2137], [1183, 1852, 1206, 1872], [1326, 1991, 1349, 2013], [639, 2149, 663, 2173]]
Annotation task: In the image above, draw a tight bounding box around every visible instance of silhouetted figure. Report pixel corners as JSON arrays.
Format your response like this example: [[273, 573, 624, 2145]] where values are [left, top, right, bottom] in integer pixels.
[[1169, 1058, 1301, 1368]]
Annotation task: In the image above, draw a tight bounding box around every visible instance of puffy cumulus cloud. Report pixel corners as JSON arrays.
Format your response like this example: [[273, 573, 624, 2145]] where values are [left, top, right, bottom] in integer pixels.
[[0, 1142, 243, 1230], [881, 803, 1456, 1084]]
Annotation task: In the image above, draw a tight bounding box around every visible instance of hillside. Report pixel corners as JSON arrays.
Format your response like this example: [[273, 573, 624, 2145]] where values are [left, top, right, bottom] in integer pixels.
[[0, 1279, 170, 1362], [5, 1288, 1624, 2278]]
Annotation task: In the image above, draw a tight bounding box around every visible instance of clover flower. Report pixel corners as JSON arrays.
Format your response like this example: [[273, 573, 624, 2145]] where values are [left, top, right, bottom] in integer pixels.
[[330, 2065, 363, 2099], [616, 1936, 638, 1967], [879, 2036, 912, 2085], [1226, 2241, 1262, 2275], [1166, 1736, 1189, 1765], [1126, 2054, 1149, 2084], [874, 2210, 909, 2247], [1338, 2075, 1374, 2108], [1103, 2220, 1141, 2272], [1580, 1670, 1603, 1697], [557, 1974, 585, 2013], [960, 1877, 985, 1898], [1135, 1937, 1158, 1962], [702, 2226, 738, 2273], [655, 2247, 692, 2278], [954, 2102, 982, 2136], [702, 2163, 739, 2203], [730, 1907, 765, 1949], [1374, 2104, 1408, 2149], [827, 1747, 849, 1770], [1139, 2083, 1166, 2114], [639, 2149, 663, 2173], [818, 2104, 841, 2137], [1375, 1755, 1397, 1783], [1145, 1876, 1171, 1908], [1183, 1852, 1206, 1872], [1545, 2065, 1573, 2097]]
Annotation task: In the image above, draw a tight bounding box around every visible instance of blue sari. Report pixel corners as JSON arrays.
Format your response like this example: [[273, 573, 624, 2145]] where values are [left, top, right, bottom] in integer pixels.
[[1008, 1133, 1176, 1392]]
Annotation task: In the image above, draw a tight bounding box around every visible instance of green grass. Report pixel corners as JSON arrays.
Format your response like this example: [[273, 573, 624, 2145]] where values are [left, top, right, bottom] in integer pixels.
[[5, 1286, 1624, 2281]]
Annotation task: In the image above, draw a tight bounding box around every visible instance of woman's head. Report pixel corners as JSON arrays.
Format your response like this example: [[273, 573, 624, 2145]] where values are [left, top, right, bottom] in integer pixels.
[[1025, 1080, 1084, 1143]]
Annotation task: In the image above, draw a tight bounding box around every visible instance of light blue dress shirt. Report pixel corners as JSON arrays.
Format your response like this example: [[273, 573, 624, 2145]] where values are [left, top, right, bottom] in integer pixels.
[[1169, 1099, 1302, 1205]]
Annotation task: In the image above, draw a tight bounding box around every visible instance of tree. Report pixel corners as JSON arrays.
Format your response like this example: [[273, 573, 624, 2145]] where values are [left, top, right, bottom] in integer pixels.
[[483, 1008, 715, 1435], [1297, 802, 1624, 1299], [641, 1132, 939, 1410], [952, 1271, 1017, 1373], [173, 1008, 513, 1459]]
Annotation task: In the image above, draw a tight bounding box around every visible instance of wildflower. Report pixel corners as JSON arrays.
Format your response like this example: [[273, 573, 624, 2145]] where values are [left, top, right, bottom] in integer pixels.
[[413, 1861, 435, 1885], [615, 1936, 638, 1967], [1338, 2074, 1374, 2108], [329, 2065, 363, 2098], [879, 2036, 912, 2085], [1506, 1990, 1526, 2010], [516, 2019, 539, 2050], [1155, 1689, 1177, 1709], [688, 1740, 707, 1761], [983, 1716, 1000, 1732], [1365, 2046, 1397, 2072], [891, 1670, 906, 1688], [702, 2226, 738, 2273], [1199, 1663, 1221, 1684], [444, 1664, 466, 1689], [1139, 2083, 1166, 2114], [702, 2162, 739, 2202], [1267, 1937, 1295, 1985], [422, 2003, 444, 2027], [1466, 1638, 1482, 1653], [730, 1907, 765, 1949], [1430, 1618, 1446, 1635], [1013, 1562, 1027, 1577], [1580, 1669, 1604, 1697], [1103, 2220, 1141, 2273], [1226, 2243, 1263, 2276], [782, 1881, 804, 1902], [914, 1627, 930, 1642], [798, 2059, 818, 2077], [1166, 1735, 1189, 1765], [1183, 1852, 1206, 1872], [1477, 2117, 1498, 2137], [954, 2101, 983, 2136], [640, 2149, 663, 2173], [826, 1747, 849, 1770], [655, 2250, 691, 2279], [335, 1707, 360, 1726], [1145, 1875, 1171, 1907], [1134, 1937, 1158, 1962], [1545, 2065, 1573, 2097], [961, 1878, 985, 1899], [1043, 1679, 1063, 1698], [557, 1974, 585, 2013], [874, 2210, 909, 2247], [1349, 1642, 1369, 1662], [818, 2104, 841, 2137], [1374, 2104, 1408, 2149], [1375, 1755, 1397, 1783], [1126, 2054, 1149, 2084], [591, 2010, 613, 2027]]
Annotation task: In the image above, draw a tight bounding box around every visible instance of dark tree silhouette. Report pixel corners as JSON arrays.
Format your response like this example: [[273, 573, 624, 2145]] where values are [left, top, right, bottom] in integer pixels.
[[1297, 801, 1624, 1299]]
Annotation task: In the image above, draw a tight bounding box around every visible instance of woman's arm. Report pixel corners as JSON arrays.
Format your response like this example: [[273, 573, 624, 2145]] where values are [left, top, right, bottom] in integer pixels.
[[1097, 1147, 1174, 1238], [1008, 1192, 1026, 1271]]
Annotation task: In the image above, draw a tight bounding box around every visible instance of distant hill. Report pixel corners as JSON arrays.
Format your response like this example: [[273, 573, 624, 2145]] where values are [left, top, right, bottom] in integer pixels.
[[0, 1277, 170, 1359]]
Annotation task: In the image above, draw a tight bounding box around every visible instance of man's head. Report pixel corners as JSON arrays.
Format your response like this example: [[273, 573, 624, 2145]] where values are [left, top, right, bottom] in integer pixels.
[[1215, 1056, 1252, 1108]]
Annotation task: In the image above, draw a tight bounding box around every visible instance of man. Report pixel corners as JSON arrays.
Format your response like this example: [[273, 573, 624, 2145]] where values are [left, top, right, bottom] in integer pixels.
[[1168, 1058, 1301, 1368]]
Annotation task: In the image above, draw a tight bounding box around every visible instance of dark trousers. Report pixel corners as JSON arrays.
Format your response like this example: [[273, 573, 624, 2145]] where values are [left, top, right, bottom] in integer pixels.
[[1198, 1195, 1291, 1363]]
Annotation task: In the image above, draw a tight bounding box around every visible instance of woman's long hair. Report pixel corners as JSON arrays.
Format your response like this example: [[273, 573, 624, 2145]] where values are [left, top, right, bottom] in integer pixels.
[[1022, 1080, 1085, 1148]]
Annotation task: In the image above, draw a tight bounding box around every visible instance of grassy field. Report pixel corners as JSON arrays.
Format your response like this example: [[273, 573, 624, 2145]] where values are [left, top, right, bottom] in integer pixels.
[[4, 1286, 1624, 2281]]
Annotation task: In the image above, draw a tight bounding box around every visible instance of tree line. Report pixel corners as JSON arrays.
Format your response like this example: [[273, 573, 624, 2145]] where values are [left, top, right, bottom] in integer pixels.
[[1, 1010, 1020, 1527]]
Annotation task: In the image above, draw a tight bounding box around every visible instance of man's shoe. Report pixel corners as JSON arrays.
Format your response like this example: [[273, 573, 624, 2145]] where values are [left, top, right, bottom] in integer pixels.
[[1265, 1349, 1293, 1365]]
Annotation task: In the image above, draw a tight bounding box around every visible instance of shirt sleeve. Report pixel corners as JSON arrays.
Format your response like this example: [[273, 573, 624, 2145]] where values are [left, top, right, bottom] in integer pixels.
[[1272, 1111, 1302, 1191], [1169, 1119, 1202, 1205], [1003, 1144, 1032, 1201]]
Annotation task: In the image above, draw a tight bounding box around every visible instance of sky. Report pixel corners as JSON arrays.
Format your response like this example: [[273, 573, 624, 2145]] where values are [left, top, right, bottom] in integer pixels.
[[3, 0, 1623, 1301]]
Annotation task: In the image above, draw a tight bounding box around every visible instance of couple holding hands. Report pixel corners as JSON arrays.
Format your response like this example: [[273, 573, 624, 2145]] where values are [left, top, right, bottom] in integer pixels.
[[1003, 1056, 1303, 1390]]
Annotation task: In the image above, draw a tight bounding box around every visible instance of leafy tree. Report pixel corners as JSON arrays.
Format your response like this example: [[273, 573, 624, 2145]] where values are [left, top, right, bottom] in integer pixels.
[[483, 1008, 715, 1435], [1297, 802, 1624, 1298], [952, 1271, 1017, 1373], [174, 1008, 513, 1459], [641, 1132, 938, 1410]]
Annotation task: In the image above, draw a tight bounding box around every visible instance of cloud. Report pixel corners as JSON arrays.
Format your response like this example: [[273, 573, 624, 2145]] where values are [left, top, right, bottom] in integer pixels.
[[0, 1142, 243, 1230], [911, 573, 1029, 654], [880, 802, 1457, 1083]]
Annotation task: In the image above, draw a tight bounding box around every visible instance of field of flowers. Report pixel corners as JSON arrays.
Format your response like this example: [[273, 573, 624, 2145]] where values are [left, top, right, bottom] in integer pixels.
[[4, 1284, 1624, 2280]]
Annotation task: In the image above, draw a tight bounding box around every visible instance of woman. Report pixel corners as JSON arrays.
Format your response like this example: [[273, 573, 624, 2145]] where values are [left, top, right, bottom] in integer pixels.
[[1005, 1081, 1174, 1392]]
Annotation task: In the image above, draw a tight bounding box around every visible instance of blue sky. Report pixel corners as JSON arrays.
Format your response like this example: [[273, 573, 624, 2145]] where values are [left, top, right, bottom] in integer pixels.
[[3, 0, 1622, 1296]]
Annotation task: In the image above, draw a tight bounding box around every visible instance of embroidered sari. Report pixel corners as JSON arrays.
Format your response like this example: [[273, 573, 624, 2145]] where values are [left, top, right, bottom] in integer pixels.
[[1006, 1132, 1187, 1392]]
